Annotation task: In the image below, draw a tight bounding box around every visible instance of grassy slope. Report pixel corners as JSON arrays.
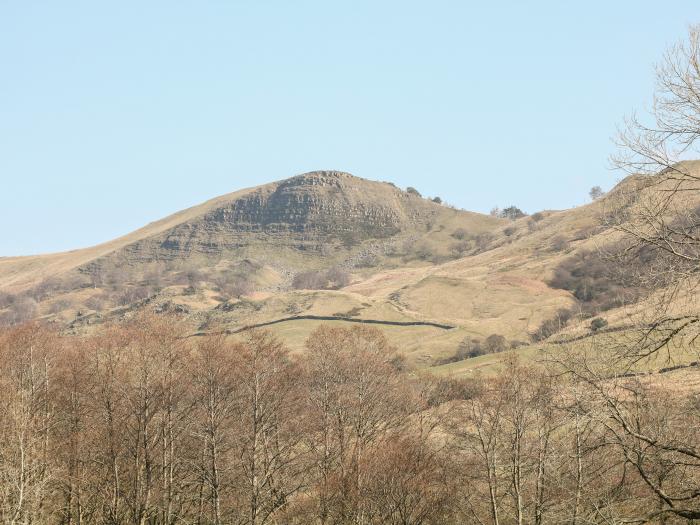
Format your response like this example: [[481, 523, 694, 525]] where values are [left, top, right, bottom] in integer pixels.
[[0, 183, 269, 291], [3, 167, 698, 376]]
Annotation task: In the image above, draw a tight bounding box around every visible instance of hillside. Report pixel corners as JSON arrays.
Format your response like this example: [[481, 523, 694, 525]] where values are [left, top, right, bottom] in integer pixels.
[[1, 167, 697, 369]]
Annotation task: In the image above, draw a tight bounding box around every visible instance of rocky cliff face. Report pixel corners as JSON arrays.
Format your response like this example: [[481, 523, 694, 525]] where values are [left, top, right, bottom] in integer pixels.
[[85, 171, 439, 269], [207, 171, 405, 235]]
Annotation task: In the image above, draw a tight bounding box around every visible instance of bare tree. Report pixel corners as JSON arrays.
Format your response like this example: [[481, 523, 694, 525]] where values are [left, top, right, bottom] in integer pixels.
[[229, 330, 305, 525], [190, 334, 237, 525], [0, 324, 57, 524], [607, 24, 700, 364]]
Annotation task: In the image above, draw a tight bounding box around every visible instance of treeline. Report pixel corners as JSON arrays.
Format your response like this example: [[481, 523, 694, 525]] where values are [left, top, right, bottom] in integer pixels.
[[1, 316, 698, 524]]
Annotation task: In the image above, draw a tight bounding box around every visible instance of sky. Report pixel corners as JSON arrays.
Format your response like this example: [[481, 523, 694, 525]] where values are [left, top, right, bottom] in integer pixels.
[[1, 1, 697, 256]]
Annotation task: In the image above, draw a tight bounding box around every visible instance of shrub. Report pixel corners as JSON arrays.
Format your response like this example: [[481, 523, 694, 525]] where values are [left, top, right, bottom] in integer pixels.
[[292, 268, 350, 290], [339, 230, 361, 248], [450, 240, 471, 258], [114, 286, 152, 306], [503, 225, 517, 237], [432, 196, 442, 204], [500, 206, 527, 220], [0, 296, 38, 326], [550, 235, 569, 252], [292, 271, 324, 290], [105, 267, 131, 288], [572, 225, 600, 241], [143, 265, 164, 289], [356, 253, 381, 268], [531, 308, 574, 342], [590, 317, 608, 332], [325, 267, 351, 288], [474, 232, 496, 253], [406, 187, 421, 197], [484, 334, 508, 354], [426, 377, 481, 405], [220, 280, 254, 300], [433, 338, 484, 366], [0, 291, 15, 309], [548, 249, 645, 314], [589, 186, 605, 200], [461, 339, 485, 358], [213, 271, 255, 300], [528, 212, 546, 232], [30, 277, 62, 301], [185, 269, 203, 288], [84, 293, 109, 312], [47, 298, 74, 315], [413, 242, 433, 261], [451, 227, 469, 240]]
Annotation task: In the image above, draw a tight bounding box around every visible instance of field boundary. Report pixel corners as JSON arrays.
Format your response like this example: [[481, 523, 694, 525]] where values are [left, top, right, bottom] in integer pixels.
[[192, 314, 455, 337]]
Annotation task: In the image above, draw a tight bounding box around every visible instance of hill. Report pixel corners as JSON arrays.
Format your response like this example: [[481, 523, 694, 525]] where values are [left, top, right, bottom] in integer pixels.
[[1, 167, 697, 370]]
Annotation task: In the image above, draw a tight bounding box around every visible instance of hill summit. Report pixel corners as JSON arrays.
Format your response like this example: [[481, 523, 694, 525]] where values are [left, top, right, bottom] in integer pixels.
[[132, 170, 441, 261], [0, 170, 499, 294]]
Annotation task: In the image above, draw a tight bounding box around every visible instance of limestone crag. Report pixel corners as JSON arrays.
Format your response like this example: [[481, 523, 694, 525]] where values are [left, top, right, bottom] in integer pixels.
[[82, 171, 440, 270]]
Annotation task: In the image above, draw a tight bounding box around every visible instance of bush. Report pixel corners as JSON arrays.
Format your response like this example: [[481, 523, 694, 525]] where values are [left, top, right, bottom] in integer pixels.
[[413, 242, 433, 261], [0, 291, 15, 309], [85, 293, 109, 312], [500, 206, 527, 220], [143, 265, 164, 289], [406, 187, 421, 197], [590, 317, 608, 332], [589, 186, 605, 200], [503, 225, 517, 237], [433, 338, 484, 366], [213, 271, 254, 300], [550, 235, 569, 252], [292, 271, 324, 290], [432, 196, 442, 204], [531, 212, 545, 222], [461, 339, 485, 358], [220, 280, 254, 300], [356, 253, 381, 268], [451, 228, 469, 240], [548, 249, 644, 314], [105, 267, 131, 288], [185, 269, 203, 288], [326, 267, 351, 288], [426, 377, 481, 405], [474, 232, 495, 252], [450, 240, 472, 258], [484, 334, 508, 354], [292, 268, 350, 290], [30, 277, 62, 301], [531, 308, 574, 342], [47, 298, 74, 315], [114, 286, 152, 306], [0, 296, 38, 326]]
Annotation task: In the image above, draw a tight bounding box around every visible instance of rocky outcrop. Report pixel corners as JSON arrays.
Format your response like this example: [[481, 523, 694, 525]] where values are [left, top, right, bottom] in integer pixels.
[[86, 171, 438, 267]]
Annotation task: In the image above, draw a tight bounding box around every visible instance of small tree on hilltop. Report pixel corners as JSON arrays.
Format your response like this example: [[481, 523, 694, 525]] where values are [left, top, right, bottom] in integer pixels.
[[406, 187, 421, 197], [500, 206, 526, 220], [589, 185, 604, 200]]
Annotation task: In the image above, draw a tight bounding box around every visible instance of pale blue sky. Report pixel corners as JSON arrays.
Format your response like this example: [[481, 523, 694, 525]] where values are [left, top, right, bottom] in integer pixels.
[[1, 2, 696, 255]]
